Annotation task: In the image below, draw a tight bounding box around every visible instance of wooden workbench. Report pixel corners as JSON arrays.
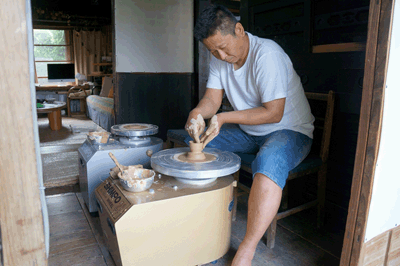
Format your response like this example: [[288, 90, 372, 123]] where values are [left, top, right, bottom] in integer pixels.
[[35, 85, 73, 92]]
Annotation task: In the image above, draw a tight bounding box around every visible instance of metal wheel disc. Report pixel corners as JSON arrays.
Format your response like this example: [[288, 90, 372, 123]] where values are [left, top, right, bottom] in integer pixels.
[[151, 147, 241, 183], [111, 123, 158, 137]]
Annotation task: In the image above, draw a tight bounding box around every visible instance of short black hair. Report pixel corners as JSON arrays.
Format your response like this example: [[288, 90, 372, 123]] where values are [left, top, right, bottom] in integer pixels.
[[194, 4, 238, 42]]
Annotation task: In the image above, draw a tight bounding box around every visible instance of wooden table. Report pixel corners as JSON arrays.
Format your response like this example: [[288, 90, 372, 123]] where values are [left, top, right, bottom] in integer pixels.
[[37, 101, 67, 130], [35, 85, 73, 92]]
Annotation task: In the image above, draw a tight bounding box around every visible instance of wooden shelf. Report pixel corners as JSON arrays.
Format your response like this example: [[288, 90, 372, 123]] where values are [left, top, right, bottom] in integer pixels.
[[87, 73, 113, 77], [93, 63, 112, 66], [312, 42, 366, 53], [35, 85, 73, 91]]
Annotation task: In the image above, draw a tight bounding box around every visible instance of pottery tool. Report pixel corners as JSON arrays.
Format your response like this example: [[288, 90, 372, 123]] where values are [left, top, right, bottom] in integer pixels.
[[109, 152, 127, 177]]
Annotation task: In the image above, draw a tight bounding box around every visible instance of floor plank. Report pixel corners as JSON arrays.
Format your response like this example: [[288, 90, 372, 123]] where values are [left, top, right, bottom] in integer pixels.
[[45, 183, 80, 196], [47, 193, 107, 266], [46, 193, 82, 216], [48, 244, 106, 266], [76, 193, 116, 266], [50, 230, 98, 256], [41, 144, 82, 155], [49, 211, 90, 237], [42, 151, 79, 187]]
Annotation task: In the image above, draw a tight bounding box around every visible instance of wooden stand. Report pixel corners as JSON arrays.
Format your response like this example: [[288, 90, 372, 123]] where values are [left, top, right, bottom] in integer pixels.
[[48, 109, 62, 130], [67, 85, 90, 117], [37, 101, 66, 131]]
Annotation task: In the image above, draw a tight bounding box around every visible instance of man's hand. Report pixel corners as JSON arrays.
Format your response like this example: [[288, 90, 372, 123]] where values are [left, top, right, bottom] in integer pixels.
[[201, 115, 222, 148], [185, 113, 206, 143]]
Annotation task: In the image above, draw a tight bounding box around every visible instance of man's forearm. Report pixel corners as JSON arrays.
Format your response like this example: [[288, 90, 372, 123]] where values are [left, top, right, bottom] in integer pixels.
[[219, 106, 283, 125], [191, 95, 220, 119]]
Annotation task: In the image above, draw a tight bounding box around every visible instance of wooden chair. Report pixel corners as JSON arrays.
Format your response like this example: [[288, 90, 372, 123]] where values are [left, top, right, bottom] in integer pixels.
[[238, 91, 335, 248], [166, 90, 335, 248], [67, 84, 91, 117]]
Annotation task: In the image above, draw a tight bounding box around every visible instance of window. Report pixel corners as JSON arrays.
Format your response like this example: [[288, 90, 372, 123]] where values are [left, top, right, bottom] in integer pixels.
[[33, 29, 74, 84]]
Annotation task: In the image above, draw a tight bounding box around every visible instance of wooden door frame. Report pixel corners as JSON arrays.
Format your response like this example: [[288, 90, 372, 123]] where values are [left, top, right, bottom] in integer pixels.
[[0, 0, 47, 264], [340, 0, 395, 265]]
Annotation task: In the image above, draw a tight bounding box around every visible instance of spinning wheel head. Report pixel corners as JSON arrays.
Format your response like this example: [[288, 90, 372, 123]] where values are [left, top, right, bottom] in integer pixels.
[[151, 147, 241, 184], [111, 123, 158, 137]]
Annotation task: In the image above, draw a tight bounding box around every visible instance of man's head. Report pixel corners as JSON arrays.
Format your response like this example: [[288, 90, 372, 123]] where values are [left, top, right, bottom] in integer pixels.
[[194, 5, 238, 42], [195, 5, 249, 67]]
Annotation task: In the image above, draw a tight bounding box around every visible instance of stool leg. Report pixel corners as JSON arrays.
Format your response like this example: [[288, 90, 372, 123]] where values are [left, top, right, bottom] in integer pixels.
[[67, 98, 71, 117], [232, 171, 240, 221], [80, 98, 86, 114], [48, 110, 62, 130], [317, 163, 327, 228], [280, 184, 289, 211], [266, 216, 277, 249]]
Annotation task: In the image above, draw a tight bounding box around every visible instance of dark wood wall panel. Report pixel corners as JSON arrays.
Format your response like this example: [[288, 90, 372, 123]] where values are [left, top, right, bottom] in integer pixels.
[[243, 0, 369, 209], [115, 73, 194, 141], [291, 52, 366, 70], [296, 69, 364, 114]]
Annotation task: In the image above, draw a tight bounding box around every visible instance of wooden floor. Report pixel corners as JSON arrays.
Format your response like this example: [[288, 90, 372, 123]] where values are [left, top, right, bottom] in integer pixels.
[[41, 116, 346, 265]]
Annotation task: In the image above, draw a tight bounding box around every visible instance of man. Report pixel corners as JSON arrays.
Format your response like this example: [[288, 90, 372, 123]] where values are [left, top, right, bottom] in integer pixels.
[[185, 5, 314, 265]]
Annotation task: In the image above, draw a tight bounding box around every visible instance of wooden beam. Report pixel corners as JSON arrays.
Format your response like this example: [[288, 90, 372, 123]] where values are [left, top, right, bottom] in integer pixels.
[[0, 0, 47, 264], [340, 0, 395, 265], [276, 200, 318, 220], [312, 43, 366, 53]]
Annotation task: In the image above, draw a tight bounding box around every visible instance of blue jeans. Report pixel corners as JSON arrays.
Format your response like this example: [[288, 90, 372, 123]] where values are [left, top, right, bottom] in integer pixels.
[[184, 126, 312, 189]]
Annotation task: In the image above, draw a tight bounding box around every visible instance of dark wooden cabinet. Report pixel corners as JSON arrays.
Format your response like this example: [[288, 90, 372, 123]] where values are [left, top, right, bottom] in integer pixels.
[[115, 73, 195, 141]]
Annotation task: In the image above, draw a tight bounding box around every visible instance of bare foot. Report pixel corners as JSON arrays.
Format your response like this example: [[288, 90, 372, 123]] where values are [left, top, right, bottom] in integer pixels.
[[231, 243, 256, 266]]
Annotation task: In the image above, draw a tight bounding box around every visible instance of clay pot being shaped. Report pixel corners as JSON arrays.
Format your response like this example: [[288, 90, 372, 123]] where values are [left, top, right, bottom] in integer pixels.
[[186, 141, 206, 161]]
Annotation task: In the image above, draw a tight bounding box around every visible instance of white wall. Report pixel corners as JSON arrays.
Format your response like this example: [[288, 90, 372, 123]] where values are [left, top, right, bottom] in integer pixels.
[[115, 0, 193, 73], [364, 1, 400, 242]]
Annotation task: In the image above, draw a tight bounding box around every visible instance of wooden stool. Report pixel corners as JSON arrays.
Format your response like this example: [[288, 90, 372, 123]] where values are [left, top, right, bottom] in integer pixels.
[[67, 84, 91, 117]]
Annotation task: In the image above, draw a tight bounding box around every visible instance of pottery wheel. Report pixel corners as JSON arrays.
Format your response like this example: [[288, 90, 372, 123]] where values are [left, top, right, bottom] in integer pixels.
[[111, 123, 158, 137], [151, 147, 241, 185], [111, 123, 159, 145]]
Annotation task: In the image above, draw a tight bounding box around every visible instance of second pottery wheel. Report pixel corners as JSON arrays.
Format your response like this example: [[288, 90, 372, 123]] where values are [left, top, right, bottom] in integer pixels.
[[151, 147, 241, 185]]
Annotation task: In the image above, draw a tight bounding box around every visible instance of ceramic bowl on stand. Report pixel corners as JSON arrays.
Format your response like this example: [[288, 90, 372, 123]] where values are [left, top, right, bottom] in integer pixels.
[[45, 98, 56, 104], [118, 168, 155, 192]]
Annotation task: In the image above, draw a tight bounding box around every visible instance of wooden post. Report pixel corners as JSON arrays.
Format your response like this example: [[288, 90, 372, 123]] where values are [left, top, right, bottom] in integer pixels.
[[317, 163, 327, 228], [0, 0, 47, 264]]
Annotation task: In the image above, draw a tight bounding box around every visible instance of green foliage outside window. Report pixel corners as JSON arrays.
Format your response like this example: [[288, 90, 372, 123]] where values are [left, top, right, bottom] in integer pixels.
[[34, 29, 67, 61]]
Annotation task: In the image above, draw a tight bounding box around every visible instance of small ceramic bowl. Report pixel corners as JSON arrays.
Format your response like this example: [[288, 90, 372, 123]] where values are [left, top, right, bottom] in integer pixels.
[[118, 168, 155, 192], [46, 98, 56, 103]]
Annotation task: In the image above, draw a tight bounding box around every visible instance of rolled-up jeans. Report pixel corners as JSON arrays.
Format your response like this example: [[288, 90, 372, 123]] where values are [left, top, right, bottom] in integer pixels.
[[184, 127, 312, 189]]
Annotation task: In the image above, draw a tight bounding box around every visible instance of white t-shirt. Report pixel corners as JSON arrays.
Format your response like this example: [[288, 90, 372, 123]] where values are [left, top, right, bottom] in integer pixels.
[[206, 32, 314, 139]]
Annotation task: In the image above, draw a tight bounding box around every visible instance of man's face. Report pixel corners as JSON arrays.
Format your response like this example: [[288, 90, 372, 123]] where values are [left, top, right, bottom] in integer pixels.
[[203, 27, 246, 65]]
